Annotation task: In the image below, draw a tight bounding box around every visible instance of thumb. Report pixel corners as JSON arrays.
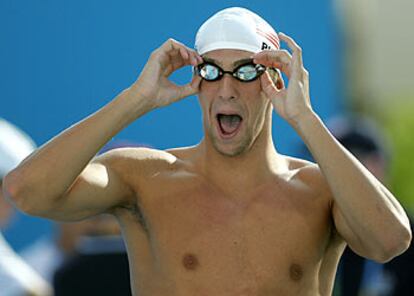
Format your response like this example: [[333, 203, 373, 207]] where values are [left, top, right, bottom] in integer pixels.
[[260, 72, 279, 99], [177, 75, 202, 100]]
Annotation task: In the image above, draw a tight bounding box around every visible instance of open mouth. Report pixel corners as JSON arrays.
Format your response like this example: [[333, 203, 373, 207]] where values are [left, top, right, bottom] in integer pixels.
[[216, 113, 243, 138]]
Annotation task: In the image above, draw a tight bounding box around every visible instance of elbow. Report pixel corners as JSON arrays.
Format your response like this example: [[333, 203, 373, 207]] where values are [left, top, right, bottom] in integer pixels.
[[390, 223, 412, 258], [373, 224, 412, 263], [2, 170, 45, 216]]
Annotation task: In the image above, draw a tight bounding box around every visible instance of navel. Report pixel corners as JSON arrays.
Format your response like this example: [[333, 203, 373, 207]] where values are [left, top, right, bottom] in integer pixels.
[[289, 263, 303, 281], [182, 253, 199, 270]]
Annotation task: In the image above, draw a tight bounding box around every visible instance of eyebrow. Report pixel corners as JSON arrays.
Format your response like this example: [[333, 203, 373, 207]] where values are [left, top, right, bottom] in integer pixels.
[[202, 57, 254, 68]]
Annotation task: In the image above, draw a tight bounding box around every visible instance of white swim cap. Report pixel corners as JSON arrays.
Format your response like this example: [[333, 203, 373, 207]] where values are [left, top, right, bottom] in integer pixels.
[[195, 7, 280, 55], [0, 118, 36, 178]]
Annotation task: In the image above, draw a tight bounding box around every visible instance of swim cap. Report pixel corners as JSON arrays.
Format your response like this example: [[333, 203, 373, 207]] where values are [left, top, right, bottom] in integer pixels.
[[0, 118, 36, 178], [195, 7, 280, 55]]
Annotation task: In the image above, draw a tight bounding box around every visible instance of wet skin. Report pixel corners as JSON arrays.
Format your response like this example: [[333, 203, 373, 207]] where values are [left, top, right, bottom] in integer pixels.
[[107, 49, 346, 295], [111, 147, 345, 296]]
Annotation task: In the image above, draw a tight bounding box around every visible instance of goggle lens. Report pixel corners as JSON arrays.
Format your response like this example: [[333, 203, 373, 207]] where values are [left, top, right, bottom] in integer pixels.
[[199, 64, 220, 80], [237, 64, 260, 81]]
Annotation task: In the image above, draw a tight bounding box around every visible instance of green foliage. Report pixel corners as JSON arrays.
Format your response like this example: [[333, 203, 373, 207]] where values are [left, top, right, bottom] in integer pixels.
[[382, 98, 414, 214]]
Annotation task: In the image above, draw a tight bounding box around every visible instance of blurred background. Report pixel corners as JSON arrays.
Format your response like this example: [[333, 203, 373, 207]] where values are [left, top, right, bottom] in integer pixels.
[[1, 0, 413, 295], [0, 0, 343, 250], [335, 0, 414, 216]]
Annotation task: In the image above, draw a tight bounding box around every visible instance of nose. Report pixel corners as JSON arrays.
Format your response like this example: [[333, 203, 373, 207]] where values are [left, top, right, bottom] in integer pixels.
[[217, 74, 239, 100]]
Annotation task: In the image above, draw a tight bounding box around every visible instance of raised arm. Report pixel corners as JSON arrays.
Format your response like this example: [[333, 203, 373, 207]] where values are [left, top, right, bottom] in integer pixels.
[[2, 39, 202, 221], [254, 32, 411, 263]]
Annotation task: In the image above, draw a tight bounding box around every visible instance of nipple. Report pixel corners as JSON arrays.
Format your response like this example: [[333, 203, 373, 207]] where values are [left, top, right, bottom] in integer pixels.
[[182, 253, 199, 270], [289, 263, 303, 281]]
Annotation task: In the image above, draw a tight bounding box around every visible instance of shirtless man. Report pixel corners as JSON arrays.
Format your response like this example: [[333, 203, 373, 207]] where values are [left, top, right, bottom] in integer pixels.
[[2, 7, 411, 296]]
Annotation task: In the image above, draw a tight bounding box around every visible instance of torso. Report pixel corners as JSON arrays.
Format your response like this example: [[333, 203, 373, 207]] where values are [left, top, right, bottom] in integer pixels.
[[112, 147, 346, 296]]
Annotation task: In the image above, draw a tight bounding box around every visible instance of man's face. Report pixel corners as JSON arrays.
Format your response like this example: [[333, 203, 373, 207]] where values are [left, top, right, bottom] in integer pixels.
[[198, 49, 272, 157]]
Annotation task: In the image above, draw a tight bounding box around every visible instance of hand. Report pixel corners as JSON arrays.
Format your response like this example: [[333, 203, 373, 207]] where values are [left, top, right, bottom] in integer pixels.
[[253, 32, 313, 126], [129, 38, 203, 110]]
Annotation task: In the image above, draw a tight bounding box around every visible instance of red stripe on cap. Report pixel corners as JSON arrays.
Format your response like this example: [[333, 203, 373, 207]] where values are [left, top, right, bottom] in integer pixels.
[[257, 31, 279, 49], [260, 32, 280, 49], [256, 29, 280, 49], [257, 29, 279, 45]]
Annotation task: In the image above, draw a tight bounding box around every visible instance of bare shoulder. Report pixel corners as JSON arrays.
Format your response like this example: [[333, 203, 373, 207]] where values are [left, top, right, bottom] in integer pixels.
[[282, 155, 319, 178], [283, 155, 316, 170], [93, 147, 181, 179], [96, 146, 178, 162], [282, 155, 332, 198]]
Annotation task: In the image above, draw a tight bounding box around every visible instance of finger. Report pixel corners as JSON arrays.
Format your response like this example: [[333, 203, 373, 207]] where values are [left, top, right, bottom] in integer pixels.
[[162, 38, 185, 51], [157, 39, 203, 81], [158, 38, 191, 62], [164, 49, 193, 76], [175, 75, 202, 101], [278, 32, 302, 59], [188, 74, 202, 95], [187, 50, 199, 66], [253, 50, 292, 78], [195, 53, 203, 64], [260, 71, 279, 99], [175, 48, 203, 71], [165, 39, 201, 66], [188, 47, 203, 66], [253, 50, 291, 67], [165, 40, 203, 74], [278, 32, 304, 79], [179, 47, 189, 61], [163, 54, 186, 76], [160, 39, 190, 65]]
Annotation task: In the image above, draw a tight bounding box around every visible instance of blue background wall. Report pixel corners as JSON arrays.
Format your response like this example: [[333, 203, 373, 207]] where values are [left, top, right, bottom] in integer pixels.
[[1, 0, 342, 250]]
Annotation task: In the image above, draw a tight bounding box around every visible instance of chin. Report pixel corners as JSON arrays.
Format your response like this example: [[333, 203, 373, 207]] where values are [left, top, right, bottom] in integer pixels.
[[215, 146, 246, 157], [211, 134, 253, 158]]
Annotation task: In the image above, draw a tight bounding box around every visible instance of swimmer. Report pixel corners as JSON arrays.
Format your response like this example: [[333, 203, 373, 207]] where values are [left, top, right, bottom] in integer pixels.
[[3, 7, 411, 296]]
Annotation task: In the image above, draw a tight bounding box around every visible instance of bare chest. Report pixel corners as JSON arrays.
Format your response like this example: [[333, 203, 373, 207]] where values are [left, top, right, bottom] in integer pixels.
[[121, 171, 333, 293]]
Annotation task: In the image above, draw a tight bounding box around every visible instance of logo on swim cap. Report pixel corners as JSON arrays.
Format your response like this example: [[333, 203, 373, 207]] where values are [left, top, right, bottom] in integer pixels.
[[261, 42, 271, 50], [195, 7, 279, 55]]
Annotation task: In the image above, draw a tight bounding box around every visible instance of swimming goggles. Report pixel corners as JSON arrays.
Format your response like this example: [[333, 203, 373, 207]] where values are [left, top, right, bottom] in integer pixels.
[[194, 61, 266, 82]]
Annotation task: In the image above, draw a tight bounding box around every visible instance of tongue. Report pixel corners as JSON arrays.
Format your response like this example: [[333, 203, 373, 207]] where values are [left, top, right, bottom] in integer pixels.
[[218, 115, 242, 134]]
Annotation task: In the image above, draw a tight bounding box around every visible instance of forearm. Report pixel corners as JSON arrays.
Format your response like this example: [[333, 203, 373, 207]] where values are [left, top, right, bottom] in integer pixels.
[[294, 112, 411, 257], [3, 88, 148, 211]]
